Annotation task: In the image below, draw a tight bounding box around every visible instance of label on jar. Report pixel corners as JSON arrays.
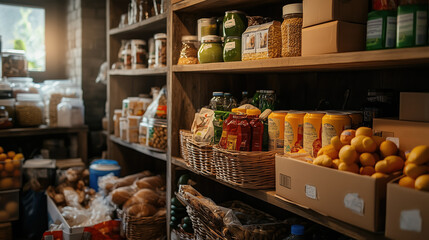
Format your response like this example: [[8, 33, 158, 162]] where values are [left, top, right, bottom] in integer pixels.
[[242, 32, 256, 54], [256, 29, 268, 53], [322, 123, 337, 147], [304, 122, 321, 157], [386, 16, 397, 48], [224, 19, 235, 28], [416, 11, 427, 45], [202, 44, 212, 51], [367, 18, 383, 40], [224, 41, 236, 51]]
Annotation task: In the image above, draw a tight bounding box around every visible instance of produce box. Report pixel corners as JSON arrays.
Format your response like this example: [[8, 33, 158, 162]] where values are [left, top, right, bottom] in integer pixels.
[[46, 194, 91, 240], [303, 0, 368, 27], [0, 189, 19, 222], [399, 92, 429, 122], [385, 177, 429, 240], [0, 159, 23, 190], [373, 118, 429, 152], [302, 21, 366, 56], [275, 155, 397, 232]]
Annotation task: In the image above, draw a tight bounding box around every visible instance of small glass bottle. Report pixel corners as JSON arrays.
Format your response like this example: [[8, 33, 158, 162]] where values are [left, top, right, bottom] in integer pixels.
[[209, 92, 224, 111], [281, 3, 303, 57], [223, 92, 237, 111]]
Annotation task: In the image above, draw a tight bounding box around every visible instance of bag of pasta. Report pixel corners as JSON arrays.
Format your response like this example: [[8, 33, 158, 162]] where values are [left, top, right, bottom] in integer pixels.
[[242, 21, 281, 61]]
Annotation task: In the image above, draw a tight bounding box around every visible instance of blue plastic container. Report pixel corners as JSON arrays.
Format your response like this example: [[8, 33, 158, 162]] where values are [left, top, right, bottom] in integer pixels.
[[89, 159, 121, 191]]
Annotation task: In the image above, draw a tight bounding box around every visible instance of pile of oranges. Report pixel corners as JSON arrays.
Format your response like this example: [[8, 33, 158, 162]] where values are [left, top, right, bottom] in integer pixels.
[[0, 147, 24, 190]]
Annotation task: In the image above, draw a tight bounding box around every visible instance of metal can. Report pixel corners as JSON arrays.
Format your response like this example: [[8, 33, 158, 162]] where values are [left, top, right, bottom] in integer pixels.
[[303, 111, 326, 157], [268, 111, 287, 153], [284, 111, 306, 153], [347, 111, 363, 129], [322, 112, 352, 147]]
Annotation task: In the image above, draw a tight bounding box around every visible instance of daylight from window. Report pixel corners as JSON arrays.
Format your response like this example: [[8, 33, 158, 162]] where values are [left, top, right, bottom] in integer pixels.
[[0, 4, 45, 71]]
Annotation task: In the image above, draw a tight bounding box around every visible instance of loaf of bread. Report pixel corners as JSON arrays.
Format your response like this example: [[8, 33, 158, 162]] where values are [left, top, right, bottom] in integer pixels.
[[136, 175, 165, 190], [123, 188, 161, 210], [126, 202, 158, 217], [114, 171, 153, 189], [111, 185, 137, 206]]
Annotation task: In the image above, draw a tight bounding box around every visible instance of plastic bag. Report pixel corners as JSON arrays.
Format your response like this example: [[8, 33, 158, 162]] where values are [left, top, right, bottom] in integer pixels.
[[143, 86, 167, 119], [191, 108, 215, 143], [96, 62, 108, 85]]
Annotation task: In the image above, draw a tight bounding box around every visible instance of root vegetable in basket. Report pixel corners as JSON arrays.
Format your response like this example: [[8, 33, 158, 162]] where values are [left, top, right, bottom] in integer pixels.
[[123, 188, 163, 210], [136, 175, 165, 190], [111, 185, 138, 206]]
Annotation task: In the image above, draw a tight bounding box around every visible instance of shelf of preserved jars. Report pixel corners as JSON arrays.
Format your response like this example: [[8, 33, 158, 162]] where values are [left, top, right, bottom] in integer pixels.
[[110, 135, 167, 161], [109, 12, 168, 37], [109, 67, 167, 76], [172, 46, 429, 73], [171, 156, 384, 240]]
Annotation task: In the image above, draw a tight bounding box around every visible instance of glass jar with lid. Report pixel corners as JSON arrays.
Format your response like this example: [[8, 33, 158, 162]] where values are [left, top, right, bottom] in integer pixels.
[[209, 92, 224, 110], [147, 118, 167, 151], [15, 93, 44, 127], [223, 36, 241, 62], [197, 18, 217, 42], [198, 35, 223, 63], [131, 39, 147, 69], [223, 10, 247, 37], [57, 98, 85, 127], [154, 33, 167, 67], [178, 35, 199, 65], [2, 50, 28, 77], [260, 90, 276, 112], [281, 3, 303, 57], [0, 106, 12, 129]]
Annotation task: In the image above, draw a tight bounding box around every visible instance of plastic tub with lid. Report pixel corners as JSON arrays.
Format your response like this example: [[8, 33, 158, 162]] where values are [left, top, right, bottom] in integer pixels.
[[89, 159, 121, 191]]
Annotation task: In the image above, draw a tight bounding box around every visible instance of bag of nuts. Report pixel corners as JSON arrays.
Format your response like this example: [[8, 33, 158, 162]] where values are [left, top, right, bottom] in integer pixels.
[[242, 21, 281, 61]]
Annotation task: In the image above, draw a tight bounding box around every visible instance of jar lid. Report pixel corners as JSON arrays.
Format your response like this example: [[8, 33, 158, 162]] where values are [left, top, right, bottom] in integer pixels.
[[127, 97, 140, 101], [246, 109, 261, 115], [90, 159, 121, 171], [224, 92, 232, 96], [201, 35, 221, 43], [197, 17, 216, 23], [325, 111, 350, 116], [17, 93, 41, 102], [2, 49, 25, 55], [154, 33, 167, 39], [7, 77, 33, 83], [181, 35, 198, 42], [225, 36, 241, 40], [283, 3, 303, 15], [23, 159, 56, 169], [0, 98, 15, 105], [213, 92, 223, 96], [131, 39, 147, 45], [291, 225, 304, 236]]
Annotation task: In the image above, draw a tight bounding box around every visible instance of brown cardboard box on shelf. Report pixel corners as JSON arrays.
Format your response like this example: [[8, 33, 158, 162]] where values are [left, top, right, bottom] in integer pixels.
[[399, 92, 429, 122], [372, 118, 429, 152], [275, 155, 398, 232], [303, 0, 368, 27], [302, 21, 366, 56], [385, 178, 429, 240]]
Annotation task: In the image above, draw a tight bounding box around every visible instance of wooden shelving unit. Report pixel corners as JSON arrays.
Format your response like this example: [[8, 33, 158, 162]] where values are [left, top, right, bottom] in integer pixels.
[[105, 0, 429, 239]]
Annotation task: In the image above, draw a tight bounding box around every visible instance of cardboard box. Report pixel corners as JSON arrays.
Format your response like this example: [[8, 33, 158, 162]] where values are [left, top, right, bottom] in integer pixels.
[[302, 21, 366, 56], [385, 178, 429, 240], [275, 155, 397, 232], [400, 92, 429, 122], [373, 118, 429, 152], [303, 0, 368, 27], [47, 194, 90, 240]]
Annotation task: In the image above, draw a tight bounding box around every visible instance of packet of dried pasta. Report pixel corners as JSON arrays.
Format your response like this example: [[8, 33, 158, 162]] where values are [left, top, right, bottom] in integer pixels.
[[242, 21, 281, 61]]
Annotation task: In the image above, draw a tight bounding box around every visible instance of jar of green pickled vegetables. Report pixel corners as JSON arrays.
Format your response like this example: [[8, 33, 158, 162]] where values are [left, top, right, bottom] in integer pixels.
[[198, 35, 223, 63], [223, 10, 247, 37], [223, 36, 241, 62]]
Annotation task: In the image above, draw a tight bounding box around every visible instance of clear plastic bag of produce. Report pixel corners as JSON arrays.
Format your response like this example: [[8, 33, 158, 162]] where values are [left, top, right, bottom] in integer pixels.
[[143, 86, 167, 119]]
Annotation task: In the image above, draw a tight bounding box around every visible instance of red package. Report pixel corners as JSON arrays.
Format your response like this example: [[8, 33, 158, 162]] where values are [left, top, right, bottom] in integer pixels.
[[42, 230, 63, 240], [81, 220, 123, 240], [372, 0, 398, 10], [226, 114, 251, 151]]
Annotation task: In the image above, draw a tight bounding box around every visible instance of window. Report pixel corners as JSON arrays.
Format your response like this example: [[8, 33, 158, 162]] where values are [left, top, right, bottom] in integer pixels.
[[0, 4, 45, 71]]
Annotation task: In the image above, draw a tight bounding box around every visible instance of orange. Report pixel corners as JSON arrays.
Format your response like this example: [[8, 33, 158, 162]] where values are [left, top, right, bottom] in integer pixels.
[[4, 163, 14, 173], [360, 152, 376, 167], [12, 169, 20, 177], [0, 178, 13, 189], [371, 172, 388, 178], [404, 163, 428, 179], [7, 151, 15, 159], [351, 135, 377, 153], [313, 155, 333, 168], [317, 144, 338, 160], [338, 162, 359, 174], [339, 145, 358, 164], [12, 160, 20, 168], [375, 160, 389, 173], [0, 171, 7, 178], [408, 145, 429, 165], [415, 174, 429, 191], [0, 153, 6, 161], [13, 153, 24, 161], [0, 146, 4, 154], [360, 166, 375, 176], [331, 136, 343, 152], [340, 129, 356, 145], [355, 127, 373, 137], [332, 159, 340, 169], [385, 155, 405, 173], [380, 140, 398, 158], [399, 176, 415, 189]]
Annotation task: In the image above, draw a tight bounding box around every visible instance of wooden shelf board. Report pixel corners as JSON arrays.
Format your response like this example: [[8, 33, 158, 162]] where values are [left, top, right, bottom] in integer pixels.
[[172, 0, 280, 12], [172, 47, 429, 73], [110, 135, 167, 161], [171, 156, 385, 240], [109, 67, 167, 76], [109, 12, 167, 37], [0, 126, 88, 138]]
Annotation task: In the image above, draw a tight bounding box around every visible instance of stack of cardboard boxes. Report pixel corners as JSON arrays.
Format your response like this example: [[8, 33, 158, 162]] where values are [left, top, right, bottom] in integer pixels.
[[302, 0, 368, 56]]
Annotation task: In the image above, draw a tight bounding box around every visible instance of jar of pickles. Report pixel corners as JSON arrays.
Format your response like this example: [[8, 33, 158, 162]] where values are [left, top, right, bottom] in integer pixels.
[[223, 10, 247, 37], [223, 36, 241, 62], [197, 18, 217, 42], [198, 35, 223, 63], [178, 35, 199, 65], [154, 33, 167, 67], [148, 118, 167, 151]]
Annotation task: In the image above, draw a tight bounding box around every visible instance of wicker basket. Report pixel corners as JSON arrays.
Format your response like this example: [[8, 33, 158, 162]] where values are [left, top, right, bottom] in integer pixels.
[[118, 209, 166, 240], [180, 129, 215, 176], [171, 228, 195, 240], [179, 130, 192, 163], [213, 146, 276, 189]]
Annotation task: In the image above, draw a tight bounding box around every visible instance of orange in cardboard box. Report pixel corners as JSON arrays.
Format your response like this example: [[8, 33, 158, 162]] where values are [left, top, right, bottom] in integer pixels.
[[317, 144, 338, 159], [380, 140, 398, 158], [398, 176, 415, 188], [404, 163, 428, 179], [415, 174, 429, 191], [360, 153, 376, 167], [340, 129, 355, 145], [339, 145, 358, 164], [408, 145, 429, 165], [356, 127, 373, 137]]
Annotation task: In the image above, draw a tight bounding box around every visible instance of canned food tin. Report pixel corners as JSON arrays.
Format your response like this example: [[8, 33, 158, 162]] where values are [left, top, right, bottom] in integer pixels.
[[303, 111, 326, 157], [347, 111, 363, 129], [284, 111, 306, 153], [322, 112, 351, 147], [268, 111, 288, 153]]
